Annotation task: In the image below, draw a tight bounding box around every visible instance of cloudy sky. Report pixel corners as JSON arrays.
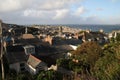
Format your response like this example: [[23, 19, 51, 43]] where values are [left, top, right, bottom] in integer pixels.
[[0, 0, 120, 24]]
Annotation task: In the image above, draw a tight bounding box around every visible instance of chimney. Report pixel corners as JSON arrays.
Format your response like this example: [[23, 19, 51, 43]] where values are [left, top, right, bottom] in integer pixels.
[[74, 33, 79, 39], [59, 26, 62, 36], [25, 27, 28, 34], [45, 35, 53, 45]]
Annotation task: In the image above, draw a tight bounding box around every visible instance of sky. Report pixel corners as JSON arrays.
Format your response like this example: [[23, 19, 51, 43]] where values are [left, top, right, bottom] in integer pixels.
[[0, 0, 120, 24]]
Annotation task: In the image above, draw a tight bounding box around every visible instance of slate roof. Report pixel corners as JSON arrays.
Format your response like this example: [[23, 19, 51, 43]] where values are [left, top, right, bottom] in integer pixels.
[[6, 45, 27, 64], [55, 44, 74, 52], [83, 32, 107, 41], [15, 38, 42, 45], [52, 37, 82, 45], [6, 45, 24, 52], [6, 52, 27, 64]]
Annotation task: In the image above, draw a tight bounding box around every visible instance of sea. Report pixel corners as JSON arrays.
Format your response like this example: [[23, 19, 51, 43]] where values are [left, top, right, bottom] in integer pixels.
[[66, 25, 120, 33], [28, 24, 120, 33]]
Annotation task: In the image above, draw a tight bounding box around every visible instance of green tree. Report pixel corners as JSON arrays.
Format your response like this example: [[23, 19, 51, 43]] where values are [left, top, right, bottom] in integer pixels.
[[94, 52, 120, 80], [37, 70, 63, 80], [115, 45, 120, 60], [73, 42, 102, 68], [93, 41, 120, 80], [116, 33, 120, 42], [57, 58, 73, 70]]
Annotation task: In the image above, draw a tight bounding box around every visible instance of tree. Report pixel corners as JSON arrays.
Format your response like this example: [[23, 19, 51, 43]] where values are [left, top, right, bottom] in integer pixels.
[[93, 41, 120, 80], [73, 42, 102, 68], [35, 70, 63, 80], [115, 45, 120, 60], [116, 33, 120, 42], [94, 51, 120, 80], [57, 58, 72, 70]]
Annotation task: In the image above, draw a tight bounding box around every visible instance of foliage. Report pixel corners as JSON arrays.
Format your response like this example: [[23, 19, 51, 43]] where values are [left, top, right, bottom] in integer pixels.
[[73, 41, 102, 67], [115, 45, 120, 60], [35, 70, 63, 80], [110, 37, 115, 43], [57, 58, 85, 73], [110, 33, 120, 43], [56, 42, 102, 79], [57, 41, 120, 80], [93, 41, 120, 80], [5, 70, 33, 80], [93, 52, 120, 80], [57, 58, 73, 70], [103, 42, 120, 60], [116, 33, 120, 42]]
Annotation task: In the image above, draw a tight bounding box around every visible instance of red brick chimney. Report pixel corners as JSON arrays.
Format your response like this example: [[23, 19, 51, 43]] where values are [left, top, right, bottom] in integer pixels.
[[74, 33, 79, 39], [44, 35, 53, 45]]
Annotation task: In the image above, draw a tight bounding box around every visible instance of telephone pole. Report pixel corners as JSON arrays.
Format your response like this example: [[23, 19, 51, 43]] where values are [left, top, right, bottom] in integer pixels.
[[0, 20, 4, 80]]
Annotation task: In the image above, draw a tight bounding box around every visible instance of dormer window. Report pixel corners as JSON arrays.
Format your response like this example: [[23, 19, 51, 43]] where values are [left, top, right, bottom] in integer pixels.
[[23, 45, 35, 55]]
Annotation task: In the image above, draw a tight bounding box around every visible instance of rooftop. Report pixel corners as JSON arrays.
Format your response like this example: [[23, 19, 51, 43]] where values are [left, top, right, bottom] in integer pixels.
[[27, 54, 42, 68]]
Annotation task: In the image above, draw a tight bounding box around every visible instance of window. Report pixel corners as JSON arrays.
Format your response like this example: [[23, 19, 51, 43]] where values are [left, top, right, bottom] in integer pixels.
[[20, 63, 25, 67], [20, 67, 25, 71], [26, 48, 35, 54], [24, 46, 35, 55], [29, 48, 34, 53], [20, 63, 25, 71]]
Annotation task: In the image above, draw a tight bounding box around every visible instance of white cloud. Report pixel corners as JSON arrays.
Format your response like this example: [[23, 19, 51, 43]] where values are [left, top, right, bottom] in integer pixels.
[[37, 0, 81, 10], [0, 0, 119, 24], [0, 0, 22, 12], [23, 9, 44, 17], [0, 0, 81, 12], [74, 6, 85, 16], [53, 9, 69, 20], [39, 0, 65, 10], [0, 0, 35, 12]]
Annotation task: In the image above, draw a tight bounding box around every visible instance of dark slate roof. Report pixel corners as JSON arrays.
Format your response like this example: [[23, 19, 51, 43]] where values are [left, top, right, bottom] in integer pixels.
[[83, 32, 107, 40], [63, 39, 82, 45], [35, 45, 57, 54], [52, 37, 82, 45], [55, 44, 74, 52], [6, 52, 27, 64], [15, 38, 42, 45], [33, 54, 56, 67], [6, 45, 27, 64], [6, 45, 24, 52]]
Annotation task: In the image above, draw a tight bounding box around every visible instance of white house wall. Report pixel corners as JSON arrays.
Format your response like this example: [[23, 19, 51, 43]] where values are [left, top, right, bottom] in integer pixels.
[[9, 62, 20, 73], [9, 61, 26, 73], [25, 64, 36, 75]]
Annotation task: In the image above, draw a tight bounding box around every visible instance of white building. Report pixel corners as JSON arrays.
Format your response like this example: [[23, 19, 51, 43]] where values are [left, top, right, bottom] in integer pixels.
[[26, 54, 48, 74], [6, 45, 48, 74]]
